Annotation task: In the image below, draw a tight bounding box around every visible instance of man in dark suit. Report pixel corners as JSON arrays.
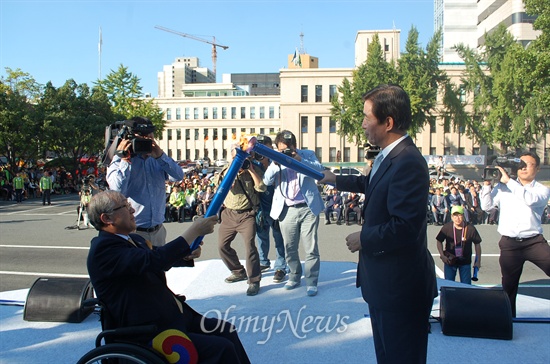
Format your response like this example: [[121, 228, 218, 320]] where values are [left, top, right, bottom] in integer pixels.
[[324, 188, 343, 225], [319, 85, 437, 364], [86, 190, 251, 364]]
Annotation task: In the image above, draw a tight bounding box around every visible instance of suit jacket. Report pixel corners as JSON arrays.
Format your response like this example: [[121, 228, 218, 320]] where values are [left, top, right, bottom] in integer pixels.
[[344, 193, 361, 208], [325, 193, 343, 209], [87, 231, 193, 331], [431, 194, 448, 212], [446, 193, 463, 207], [263, 149, 325, 219], [336, 136, 437, 312], [461, 192, 474, 210]]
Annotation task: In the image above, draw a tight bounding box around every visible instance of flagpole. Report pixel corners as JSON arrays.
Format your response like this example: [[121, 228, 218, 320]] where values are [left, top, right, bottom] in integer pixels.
[[98, 27, 102, 80]]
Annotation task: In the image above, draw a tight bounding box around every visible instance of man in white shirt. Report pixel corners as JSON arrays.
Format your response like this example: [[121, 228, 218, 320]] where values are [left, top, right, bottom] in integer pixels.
[[480, 151, 550, 317]]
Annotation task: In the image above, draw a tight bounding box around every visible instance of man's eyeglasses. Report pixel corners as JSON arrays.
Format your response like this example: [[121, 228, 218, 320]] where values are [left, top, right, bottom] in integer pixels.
[[112, 201, 132, 212]]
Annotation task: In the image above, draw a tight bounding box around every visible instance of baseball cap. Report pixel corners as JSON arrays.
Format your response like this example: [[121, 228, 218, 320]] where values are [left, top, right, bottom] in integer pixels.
[[451, 205, 464, 215]]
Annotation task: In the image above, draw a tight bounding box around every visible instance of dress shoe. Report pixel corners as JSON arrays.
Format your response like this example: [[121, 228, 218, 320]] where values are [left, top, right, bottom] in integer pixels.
[[324, 220, 330, 225], [306, 286, 318, 297], [224, 271, 247, 283], [273, 269, 286, 283], [284, 281, 300, 290], [246, 282, 260, 296]]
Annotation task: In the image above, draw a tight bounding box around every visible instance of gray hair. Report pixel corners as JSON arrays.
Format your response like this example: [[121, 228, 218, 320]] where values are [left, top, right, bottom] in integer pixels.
[[88, 190, 125, 230]]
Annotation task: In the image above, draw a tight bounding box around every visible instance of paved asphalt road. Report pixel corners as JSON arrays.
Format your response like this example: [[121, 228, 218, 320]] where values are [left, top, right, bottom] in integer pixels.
[[0, 194, 549, 301]]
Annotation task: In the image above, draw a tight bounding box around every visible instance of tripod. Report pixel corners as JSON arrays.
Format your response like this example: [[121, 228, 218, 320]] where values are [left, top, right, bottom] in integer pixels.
[[65, 200, 88, 230]]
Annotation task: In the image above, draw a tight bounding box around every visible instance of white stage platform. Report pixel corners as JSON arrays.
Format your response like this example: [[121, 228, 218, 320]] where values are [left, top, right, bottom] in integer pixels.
[[1, 260, 549, 363]]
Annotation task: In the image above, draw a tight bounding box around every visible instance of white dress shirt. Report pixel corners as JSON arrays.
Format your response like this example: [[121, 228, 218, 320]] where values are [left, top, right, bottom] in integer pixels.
[[480, 179, 550, 238]]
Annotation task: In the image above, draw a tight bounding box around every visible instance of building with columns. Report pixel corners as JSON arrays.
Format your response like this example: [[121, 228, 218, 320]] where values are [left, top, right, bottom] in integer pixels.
[[154, 27, 549, 168]]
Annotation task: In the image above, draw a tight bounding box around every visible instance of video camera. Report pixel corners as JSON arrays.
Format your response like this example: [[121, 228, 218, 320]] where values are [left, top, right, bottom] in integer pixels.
[[365, 143, 381, 160], [101, 119, 156, 165], [483, 153, 527, 181]]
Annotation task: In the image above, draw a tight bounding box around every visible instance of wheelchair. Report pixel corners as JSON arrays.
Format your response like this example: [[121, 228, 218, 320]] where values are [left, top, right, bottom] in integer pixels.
[[77, 298, 168, 364]]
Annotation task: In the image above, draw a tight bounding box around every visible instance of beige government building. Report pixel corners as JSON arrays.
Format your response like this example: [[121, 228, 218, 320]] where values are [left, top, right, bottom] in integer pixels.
[[152, 0, 549, 172]]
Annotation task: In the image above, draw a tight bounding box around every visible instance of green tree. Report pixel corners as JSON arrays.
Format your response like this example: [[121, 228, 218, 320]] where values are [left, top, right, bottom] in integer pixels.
[[456, 23, 547, 151], [38, 80, 113, 175], [97, 64, 165, 136], [398, 28, 449, 136], [330, 33, 398, 145], [0, 68, 43, 173], [524, 0, 550, 131], [332, 29, 460, 146]]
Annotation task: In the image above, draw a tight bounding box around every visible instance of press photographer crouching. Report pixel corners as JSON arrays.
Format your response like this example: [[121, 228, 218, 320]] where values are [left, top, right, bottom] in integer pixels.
[[480, 151, 550, 317], [86, 190, 251, 363]]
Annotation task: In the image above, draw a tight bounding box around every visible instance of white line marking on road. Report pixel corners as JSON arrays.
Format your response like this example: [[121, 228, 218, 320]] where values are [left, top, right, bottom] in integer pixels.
[[0, 271, 89, 278], [0, 245, 89, 250]]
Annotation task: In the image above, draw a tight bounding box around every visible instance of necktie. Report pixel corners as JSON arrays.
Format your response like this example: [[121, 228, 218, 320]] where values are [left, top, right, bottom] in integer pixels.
[[127, 237, 137, 247], [370, 154, 384, 181]]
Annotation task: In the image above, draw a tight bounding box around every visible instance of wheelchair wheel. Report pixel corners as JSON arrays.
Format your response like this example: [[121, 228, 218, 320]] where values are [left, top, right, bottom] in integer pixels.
[[77, 343, 166, 364]]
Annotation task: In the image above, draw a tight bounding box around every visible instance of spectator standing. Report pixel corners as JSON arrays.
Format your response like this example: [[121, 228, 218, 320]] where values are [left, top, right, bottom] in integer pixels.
[[39, 172, 52, 205], [319, 85, 437, 363], [435, 205, 482, 284], [12, 173, 24, 203], [435, 155, 446, 179], [107, 116, 184, 247], [480, 151, 550, 317], [263, 130, 325, 297], [213, 149, 266, 296]]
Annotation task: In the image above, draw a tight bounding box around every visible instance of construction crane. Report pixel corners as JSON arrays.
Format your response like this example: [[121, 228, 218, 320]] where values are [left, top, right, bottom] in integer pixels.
[[155, 25, 229, 76]]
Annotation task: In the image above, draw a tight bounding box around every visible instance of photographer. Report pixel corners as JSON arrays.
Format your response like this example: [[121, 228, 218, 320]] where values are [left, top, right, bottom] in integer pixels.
[[81, 175, 99, 196], [107, 116, 184, 247], [213, 147, 266, 296], [79, 187, 93, 228], [480, 151, 550, 317], [263, 130, 325, 297]]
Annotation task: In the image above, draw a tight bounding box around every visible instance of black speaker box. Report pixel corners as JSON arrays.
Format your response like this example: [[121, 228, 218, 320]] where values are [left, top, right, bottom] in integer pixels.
[[440, 286, 513, 340], [24, 277, 94, 323]]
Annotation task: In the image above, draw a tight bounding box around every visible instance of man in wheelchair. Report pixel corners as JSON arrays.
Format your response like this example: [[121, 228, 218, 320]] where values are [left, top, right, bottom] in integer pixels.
[[86, 190, 251, 363]]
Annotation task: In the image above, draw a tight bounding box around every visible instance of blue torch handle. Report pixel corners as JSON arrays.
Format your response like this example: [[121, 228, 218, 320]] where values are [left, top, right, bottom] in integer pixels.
[[250, 138, 324, 180], [190, 148, 248, 251]]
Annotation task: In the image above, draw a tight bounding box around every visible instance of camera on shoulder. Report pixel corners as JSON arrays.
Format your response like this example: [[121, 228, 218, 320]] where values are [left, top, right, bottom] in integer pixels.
[[102, 119, 156, 164], [483, 153, 527, 181]]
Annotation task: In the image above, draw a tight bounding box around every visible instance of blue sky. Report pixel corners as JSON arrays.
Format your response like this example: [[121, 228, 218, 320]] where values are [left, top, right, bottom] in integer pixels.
[[1, 0, 434, 97]]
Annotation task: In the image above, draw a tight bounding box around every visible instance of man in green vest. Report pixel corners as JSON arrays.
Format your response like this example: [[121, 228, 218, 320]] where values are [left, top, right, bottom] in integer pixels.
[[13, 173, 24, 203], [40, 171, 52, 205]]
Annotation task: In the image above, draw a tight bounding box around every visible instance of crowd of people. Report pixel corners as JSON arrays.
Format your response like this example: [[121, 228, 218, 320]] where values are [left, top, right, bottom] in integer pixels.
[[0, 163, 104, 203], [4, 97, 549, 363]]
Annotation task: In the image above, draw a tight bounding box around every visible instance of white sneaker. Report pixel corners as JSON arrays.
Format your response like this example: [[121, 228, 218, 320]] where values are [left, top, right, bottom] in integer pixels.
[[284, 281, 300, 290], [306, 286, 318, 296]]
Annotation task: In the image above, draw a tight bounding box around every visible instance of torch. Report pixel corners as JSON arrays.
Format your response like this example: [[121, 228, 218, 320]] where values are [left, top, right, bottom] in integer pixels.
[[189, 148, 248, 251]]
